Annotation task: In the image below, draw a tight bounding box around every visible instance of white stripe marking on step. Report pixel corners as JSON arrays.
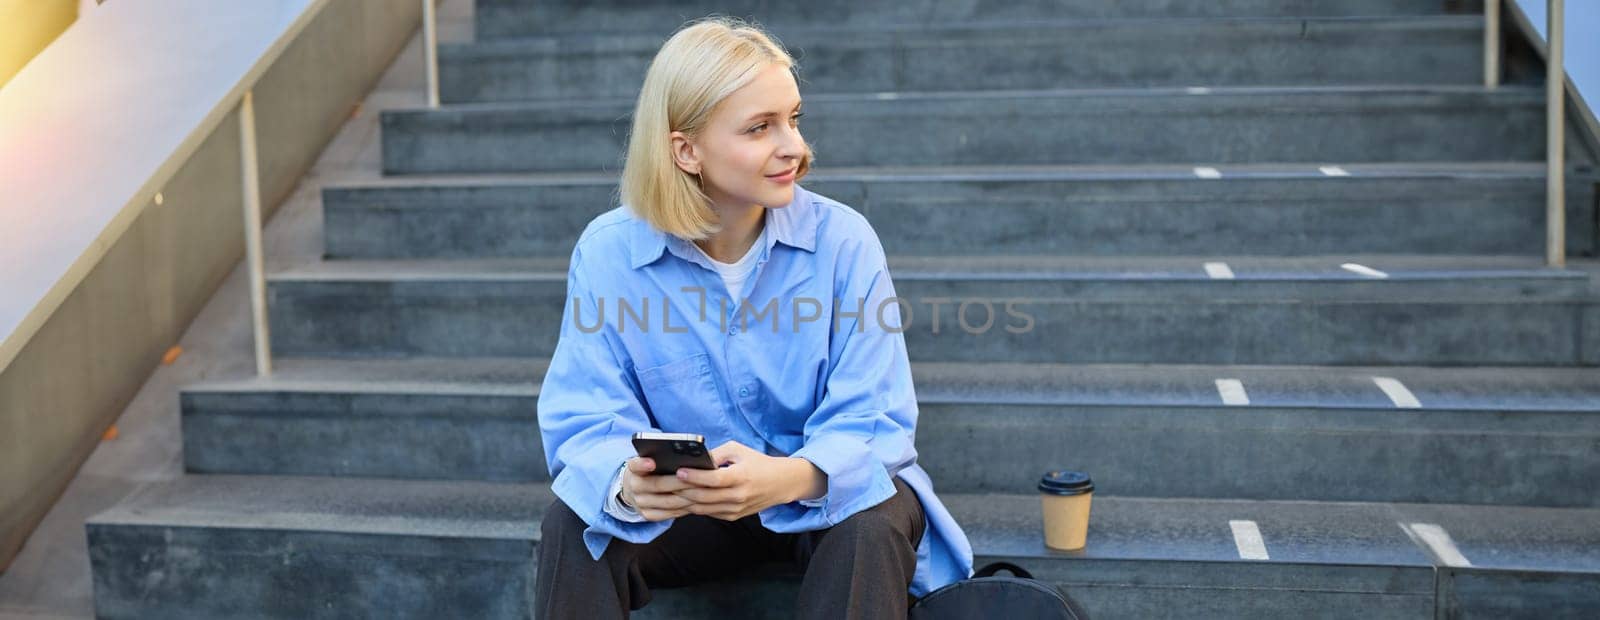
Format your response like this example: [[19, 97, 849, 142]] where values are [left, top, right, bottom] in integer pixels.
[[1216, 379, 1250, 406], [1319, 166, 1351, 177], [1373, 377, 1422, 409], [874, 92, 899, 100], [1193, 167, 1222, 179], [1341, 263, 1389, 278], [1402, 523, 1473, 567], [1186, 87, 1213, 95], [1204, 262, 1236, 279], [1230, 520, 1270, 560]]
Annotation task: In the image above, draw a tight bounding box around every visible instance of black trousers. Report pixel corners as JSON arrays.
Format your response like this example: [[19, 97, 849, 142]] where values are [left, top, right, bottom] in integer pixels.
[[535, 476, 926, 619]]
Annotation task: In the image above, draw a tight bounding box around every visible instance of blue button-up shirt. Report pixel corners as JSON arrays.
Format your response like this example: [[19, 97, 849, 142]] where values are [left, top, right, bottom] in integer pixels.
[[536, 184, 974, 597]]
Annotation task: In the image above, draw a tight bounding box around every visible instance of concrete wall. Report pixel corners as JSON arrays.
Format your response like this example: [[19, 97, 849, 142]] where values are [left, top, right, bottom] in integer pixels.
[[0, 0, 426, 573], [0, 0, 77, 89]]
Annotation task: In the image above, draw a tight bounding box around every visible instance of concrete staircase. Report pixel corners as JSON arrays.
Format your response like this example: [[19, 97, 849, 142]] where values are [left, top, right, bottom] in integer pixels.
[[88, 0, 1600, 617]]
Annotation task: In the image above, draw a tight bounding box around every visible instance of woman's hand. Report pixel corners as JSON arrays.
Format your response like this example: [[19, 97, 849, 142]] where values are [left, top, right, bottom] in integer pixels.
[[620, 457, 700, 522], [672, 441, 826, 521]]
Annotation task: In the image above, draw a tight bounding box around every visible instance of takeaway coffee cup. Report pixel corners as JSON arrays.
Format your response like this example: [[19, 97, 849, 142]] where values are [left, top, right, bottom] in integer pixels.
[[1039, 470, 1094, 550]]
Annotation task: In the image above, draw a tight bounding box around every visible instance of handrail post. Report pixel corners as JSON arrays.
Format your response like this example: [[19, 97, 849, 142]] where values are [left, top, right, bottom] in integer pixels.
[[424, 0, 439, 108], [1546, 0, 1565, 267], [1484, 0, 1501, 88], [240, 90, 272, 376]]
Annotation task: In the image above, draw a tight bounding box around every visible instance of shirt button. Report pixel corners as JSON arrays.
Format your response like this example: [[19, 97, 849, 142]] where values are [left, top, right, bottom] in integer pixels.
[[699, 365, 708, 373], [728, 326, 738, 335], [739, 387, 750, 397]]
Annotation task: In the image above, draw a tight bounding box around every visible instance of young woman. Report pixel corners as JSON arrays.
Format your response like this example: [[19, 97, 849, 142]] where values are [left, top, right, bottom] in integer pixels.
[[534, 17, 973, 619]]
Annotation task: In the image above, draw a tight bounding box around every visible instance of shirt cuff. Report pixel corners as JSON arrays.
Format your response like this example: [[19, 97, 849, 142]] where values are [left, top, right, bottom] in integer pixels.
[[790, 433, 899, 526], [798, 495, 827, 508], [603, 463, 648, 523]]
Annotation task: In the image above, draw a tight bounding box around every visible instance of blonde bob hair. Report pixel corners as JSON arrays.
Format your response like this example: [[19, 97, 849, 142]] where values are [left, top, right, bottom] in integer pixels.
[[620, 17, 813, 241]]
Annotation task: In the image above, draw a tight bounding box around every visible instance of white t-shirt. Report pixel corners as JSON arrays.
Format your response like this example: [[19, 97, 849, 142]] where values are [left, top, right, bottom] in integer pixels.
[[692, 225, 767, 299]]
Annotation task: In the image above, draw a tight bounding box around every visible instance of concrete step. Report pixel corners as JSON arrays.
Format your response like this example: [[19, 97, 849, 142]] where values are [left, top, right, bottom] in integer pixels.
[[182, 358, 547, 483], [380, 86, 1587, 175], [179, 358, 1600, 506], [86, 475, 549, 619], [86, 474, 1600, 618], [322, 164, 1600, 259], [441, 17, 1494, 104], [264, 255, 1599, 364], [474, 0, 1486, 38]]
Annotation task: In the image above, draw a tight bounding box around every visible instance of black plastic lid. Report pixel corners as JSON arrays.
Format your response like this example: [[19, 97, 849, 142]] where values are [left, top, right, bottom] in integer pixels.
[[1038, 470, 1094, 496]]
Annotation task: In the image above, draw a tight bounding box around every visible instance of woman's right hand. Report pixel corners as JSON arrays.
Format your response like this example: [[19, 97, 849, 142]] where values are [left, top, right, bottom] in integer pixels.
[[622, 457, 698, 522]]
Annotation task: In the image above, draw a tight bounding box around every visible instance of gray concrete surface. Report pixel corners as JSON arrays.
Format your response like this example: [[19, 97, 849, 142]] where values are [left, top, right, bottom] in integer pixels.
[[442, 16, 1492, 103], [473, 0, 1486, 39], [0, 2, 474, 617], [323, 166, 1600, 259], [86, 475, 547, 620], [77, 474, 1600, 619], [380, 86, 1571, 175], [260, 256, 1596, 364], [172, 357, 1600, 506]]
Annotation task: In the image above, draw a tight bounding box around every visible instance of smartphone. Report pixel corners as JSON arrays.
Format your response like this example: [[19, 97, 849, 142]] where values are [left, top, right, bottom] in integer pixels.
[[631, 432, 716, 475]]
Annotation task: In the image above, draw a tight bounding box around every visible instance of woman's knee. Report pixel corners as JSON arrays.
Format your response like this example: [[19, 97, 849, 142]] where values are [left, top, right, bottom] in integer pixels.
[[831, 483, 924, 549], [811, 507, 919, 581], [834, 509, 901, 542], [833, 506, 922, 555]]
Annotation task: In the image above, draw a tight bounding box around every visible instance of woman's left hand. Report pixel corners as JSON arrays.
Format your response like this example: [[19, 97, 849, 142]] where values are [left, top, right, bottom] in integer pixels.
[[673, 440, 821, 521]]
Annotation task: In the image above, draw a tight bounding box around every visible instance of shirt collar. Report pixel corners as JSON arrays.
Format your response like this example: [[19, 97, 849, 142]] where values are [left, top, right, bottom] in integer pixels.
[[629, 185, 819, 270]]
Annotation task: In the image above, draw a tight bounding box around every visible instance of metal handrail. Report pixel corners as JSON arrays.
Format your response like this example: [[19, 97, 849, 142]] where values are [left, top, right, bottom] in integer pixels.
[[241, 90, 271, 376], [1485, 0, 1501, 88], [1489, 0, 1567, 267], [1545, 0, 1565, 268], [239, 1, 439, 377], [424, 0, 439, 108]]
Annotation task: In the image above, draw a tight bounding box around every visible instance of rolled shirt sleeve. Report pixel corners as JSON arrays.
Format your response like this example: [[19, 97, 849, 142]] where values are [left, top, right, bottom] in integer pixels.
[[604, 465, 650, 523], [538, 246, 669, 557], [762, 230, 918, 531]]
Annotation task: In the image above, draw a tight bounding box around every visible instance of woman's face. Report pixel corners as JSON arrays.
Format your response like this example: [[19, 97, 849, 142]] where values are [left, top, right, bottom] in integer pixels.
[[671, 63, 806, 213]]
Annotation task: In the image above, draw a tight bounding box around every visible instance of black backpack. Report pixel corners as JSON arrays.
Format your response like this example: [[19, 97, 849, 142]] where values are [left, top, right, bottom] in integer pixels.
[[910, 562, 1089, 619]]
